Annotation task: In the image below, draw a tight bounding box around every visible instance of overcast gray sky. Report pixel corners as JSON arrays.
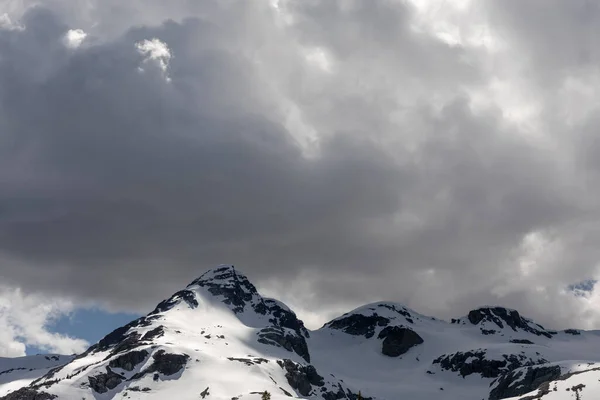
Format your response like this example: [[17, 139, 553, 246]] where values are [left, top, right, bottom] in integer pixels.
[[3, 0, 600, 356]]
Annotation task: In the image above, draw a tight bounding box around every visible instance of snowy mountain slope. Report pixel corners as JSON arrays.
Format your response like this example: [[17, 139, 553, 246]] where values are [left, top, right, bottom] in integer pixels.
[[0, 355, 74, 397], [497, 361, 600, 400], [3, 265, 600, 400]]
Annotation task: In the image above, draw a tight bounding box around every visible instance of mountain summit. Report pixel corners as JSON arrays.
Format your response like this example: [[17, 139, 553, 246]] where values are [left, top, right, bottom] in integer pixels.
[[2, 266, 600, 400]]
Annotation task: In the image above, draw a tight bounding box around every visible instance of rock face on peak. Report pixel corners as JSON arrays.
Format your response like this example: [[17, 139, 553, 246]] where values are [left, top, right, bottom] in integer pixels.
[[488, 364, 562, 400], [461, 306, 554, 338], [187, 265, 262, 314], [186, 265, 311, 361], [433, 348, 548, 379], [4, 267, 600, 400], [187, 266, 308, 332], [378, 326, 424, 357], [323, 302, 422, 338]]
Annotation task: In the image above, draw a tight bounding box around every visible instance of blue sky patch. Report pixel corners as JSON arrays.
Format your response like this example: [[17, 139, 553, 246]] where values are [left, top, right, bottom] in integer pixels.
[[26, 308, 140, 355], [568, 279, 598, 297]]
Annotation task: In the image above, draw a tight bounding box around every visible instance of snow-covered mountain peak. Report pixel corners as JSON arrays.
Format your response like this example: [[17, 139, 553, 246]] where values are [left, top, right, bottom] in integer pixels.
[[185, 264, 264, 315], [321, 302, 432, 339], [6, 268, 600, 400], [453, 306, 554, 338], [181, 265, 310, 343], [187, 265, 254, 293]]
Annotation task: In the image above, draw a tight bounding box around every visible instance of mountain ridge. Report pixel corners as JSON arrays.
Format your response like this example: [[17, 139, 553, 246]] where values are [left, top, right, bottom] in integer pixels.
[[2, 264, 599, 400]]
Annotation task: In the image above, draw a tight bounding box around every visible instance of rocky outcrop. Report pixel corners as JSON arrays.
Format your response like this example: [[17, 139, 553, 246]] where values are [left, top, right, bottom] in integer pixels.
[[326, 314, 390, 338], [376, 303, 416, 323], [130, 350, 189, 380], [257, 327, 310, 363], [277, 359, 324, 396], [0, 388, 57, 400], [318, 385, 374, 400], [320, 384, 347, 400], [108, 349, 149, 371], [190, 266, 309, 328], [467, 307, 552, 338], [377, 326, 423, 357], [141, 326, 165, 341], [76, 313, 161, 361], [187, 265, 260, 314], [264, 298, 310, 338], [88, 367, 125, 394], [149, 290, 198, 315], [509, 339, 534, 345], [433, 349, 548, 378], [227, 357, 269, 366], [489, 365, 561, 400]]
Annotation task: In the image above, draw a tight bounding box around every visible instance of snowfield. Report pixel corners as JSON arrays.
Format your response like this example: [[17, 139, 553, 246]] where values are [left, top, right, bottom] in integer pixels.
[[2, 265, 600, 400]]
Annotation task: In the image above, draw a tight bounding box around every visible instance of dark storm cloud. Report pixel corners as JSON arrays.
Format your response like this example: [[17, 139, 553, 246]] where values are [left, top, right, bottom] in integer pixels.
[[2, 1, 600, 330], [0, 6, 408, 305]]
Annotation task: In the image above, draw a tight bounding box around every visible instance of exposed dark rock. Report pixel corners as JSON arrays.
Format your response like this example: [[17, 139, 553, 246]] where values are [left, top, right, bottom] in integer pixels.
[[94, 317, 153, 353], [0, 368, 27, 376], [345, 390, 374, 400], [326, 314, 390, 338], [320, 384, 347, 400], [88, 367, 125, 394], [257, 327, 310, 363], [107, 332, 143, 357], [108, 350, 149, 371], [130, 350, 189, 381], [277, 359, 324, 397], [377, 326, 424, 357], [70, 315, 161, 365], [467, 307, 552, 338], [149, 290, 198, 315], [142, 326, 165, 341], [510, 339, 534, 344], [200, 387, 210, 398], [0, 388, 57, 400], [187, 266, 310, 349], [128, 386, 151, 392], [227, 357, 269, 366], [377, 304, 415, 323], [489, 365, 561, 400], [188, 266, 258, 314], [147, 350, 189, 376], [265, 299, 310, 338], [481, 329, 497, 335], [564, 329, 581, 335], [433, 350, 547, 378], [280, 387, 293, 397]]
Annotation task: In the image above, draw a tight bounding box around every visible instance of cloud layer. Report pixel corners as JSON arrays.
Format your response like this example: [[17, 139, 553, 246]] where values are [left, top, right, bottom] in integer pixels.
[[0, 285, 88, 357], [2, 0, 600, 331]]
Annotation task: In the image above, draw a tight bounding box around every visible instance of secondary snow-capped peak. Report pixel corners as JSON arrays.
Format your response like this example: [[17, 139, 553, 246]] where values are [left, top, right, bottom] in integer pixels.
[[453, 306, 555, 338], [322, 302, 435, 337]]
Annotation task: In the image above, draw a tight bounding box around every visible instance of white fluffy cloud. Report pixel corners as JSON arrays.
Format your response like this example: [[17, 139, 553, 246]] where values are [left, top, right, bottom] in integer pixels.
[[136, 38, 171, 80], [0, 286, 89, 357], [62, 28, 86, 48]]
